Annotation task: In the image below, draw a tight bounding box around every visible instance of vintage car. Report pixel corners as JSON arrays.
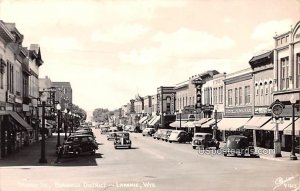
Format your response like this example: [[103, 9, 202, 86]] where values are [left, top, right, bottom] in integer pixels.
[[62, 134, 98, 156], [161, 130, 173, 142], [191, 133, 219, 149], [107, 132, 117, 140], [142, 128, 156, 136], [72, 129, 95, 138], [114, 132, 131, 149], [168, 130, 192, 143], [153, 129, 165, 140], [223, 135, 256, 157]]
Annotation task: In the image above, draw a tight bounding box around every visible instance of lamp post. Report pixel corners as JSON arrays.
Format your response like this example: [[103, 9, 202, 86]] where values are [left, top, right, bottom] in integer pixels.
[[56, 104, 61, 147], [63, 109, 68, 140], [290, 95, 298, 160], [69, 111, 73, 136], [213, 105, 218, 140], [179, 109, 182, 130], [39, 92, 47, 164]]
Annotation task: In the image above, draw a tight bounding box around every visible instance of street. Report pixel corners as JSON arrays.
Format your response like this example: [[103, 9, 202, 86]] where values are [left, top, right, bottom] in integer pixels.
[[0, 128, 299, 191]]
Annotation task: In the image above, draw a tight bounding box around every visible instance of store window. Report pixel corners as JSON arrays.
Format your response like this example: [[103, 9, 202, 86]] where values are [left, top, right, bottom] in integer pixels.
[[297, 53, 300, 88]]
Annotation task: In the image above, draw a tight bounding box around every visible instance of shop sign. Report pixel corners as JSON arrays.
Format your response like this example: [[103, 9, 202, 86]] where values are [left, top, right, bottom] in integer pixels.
[[254, 106, 271, 114], [23, 104, 30, 112], [15, 97, 23, 104], [6, 92, 15, 103], [225, 106, 252, 116], [201, 104, 214, 111]]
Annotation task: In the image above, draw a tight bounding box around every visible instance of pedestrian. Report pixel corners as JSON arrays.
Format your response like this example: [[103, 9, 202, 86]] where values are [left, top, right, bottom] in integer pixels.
[[55, 146, 63, 163]]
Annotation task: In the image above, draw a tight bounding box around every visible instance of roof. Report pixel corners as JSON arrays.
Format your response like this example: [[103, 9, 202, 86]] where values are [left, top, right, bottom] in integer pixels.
[[249, 51, 273, 68], [52, 82, 72, 88]]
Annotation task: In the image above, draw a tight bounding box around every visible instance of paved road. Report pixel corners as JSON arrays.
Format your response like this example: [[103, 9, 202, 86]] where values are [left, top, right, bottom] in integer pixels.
[[0, 128, 299, 191]]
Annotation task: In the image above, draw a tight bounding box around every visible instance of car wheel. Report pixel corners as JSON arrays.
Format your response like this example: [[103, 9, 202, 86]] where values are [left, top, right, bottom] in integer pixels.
[[169, 141, 172, 143], [192, 146, 196, 149], [224, 152, 227, 157], [114, 146, 118, 149], [128, 145, 131, 149], [143, 135, 145, 136]]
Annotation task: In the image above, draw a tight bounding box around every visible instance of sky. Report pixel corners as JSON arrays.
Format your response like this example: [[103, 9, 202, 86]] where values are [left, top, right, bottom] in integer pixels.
[[0, 0, 299, 116]]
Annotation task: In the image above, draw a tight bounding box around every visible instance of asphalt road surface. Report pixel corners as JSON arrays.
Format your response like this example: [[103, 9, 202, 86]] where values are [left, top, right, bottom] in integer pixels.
[[0, 128, 299, 191]]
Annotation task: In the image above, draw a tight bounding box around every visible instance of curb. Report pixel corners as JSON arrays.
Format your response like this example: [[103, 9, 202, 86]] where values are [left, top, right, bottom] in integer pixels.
[[259, 155, 285, 162]]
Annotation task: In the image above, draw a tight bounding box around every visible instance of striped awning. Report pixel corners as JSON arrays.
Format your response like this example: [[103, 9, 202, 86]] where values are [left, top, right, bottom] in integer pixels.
[[217, 117, 250, 131], [138, 116, 148, 124], [148, 116, 160, 126], [244, 116, 271, 130], [284, 118, 300, 136], [194, 118, 212, 127], [184, 121, 196, 128], [170, 120, 187, 128]]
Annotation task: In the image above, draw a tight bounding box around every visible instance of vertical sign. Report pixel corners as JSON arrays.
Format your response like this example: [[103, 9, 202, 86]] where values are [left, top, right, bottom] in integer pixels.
[[192, 78, 205, 110], [171, 93, 175, 114]]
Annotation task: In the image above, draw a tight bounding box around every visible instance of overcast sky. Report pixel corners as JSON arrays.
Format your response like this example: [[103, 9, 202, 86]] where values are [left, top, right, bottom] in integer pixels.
[[0, 0, 299, 116]]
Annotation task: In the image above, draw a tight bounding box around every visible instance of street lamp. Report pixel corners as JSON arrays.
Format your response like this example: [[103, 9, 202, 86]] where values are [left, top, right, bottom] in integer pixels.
[[63, 109, 68, 140], [213, 104, 218, 140], [56, 104, 61, 147], [290, 95, 298, 160], [39, 92, 48, 164]]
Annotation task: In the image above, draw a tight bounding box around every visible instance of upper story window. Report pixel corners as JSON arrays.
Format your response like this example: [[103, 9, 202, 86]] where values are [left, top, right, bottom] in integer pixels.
[[245, 86, 251, 104], [280, 57, 289, 90], [235, 88, 238, 105], [228, 89, 233, 106], [239, 87, 243, 105], [297, 53, 300, 88]]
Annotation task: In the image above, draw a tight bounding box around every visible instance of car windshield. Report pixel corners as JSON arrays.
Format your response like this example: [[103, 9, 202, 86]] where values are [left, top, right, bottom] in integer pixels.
[[195, 134, 203, 138]]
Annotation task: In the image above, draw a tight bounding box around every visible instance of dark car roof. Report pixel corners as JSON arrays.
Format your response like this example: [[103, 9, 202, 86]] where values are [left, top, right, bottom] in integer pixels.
[[228, 135, 247, 139]]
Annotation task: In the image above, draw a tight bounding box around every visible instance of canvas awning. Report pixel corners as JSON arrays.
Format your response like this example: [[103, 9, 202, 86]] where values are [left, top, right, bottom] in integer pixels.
[[217, 117, 250, 131], [261, 118, 295, 131], [138, 116, 148, 124], [201, 119, 222, 128], [183, 121, 196, 128], [7, 111, 33, 131], [194, 118, 211, 127], [148, 116, 160, 126], [284, 118, 300, 136], [244, 116, 271, 130], [170, 120, 187, 128]]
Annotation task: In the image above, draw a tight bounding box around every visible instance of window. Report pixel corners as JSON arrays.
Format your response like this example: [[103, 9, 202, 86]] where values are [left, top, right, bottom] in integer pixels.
[[166, 97, 171, 113], [280, 57, 289, 90], [297, 53, 300, 88], [228, 89, 233, 106], [213, 88, 217, 104], [235, 88, 238, 105], [265, 87, 268, 95], [245, 86, 250, 104], [219, 86, 223, 104], [239, 87, 242, 105]]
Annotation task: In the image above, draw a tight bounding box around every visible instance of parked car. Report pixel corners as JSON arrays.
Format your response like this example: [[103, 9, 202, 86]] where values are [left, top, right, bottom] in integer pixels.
[[73, 129, 95, 138], [168, 130, 192, 143], [142, 128, 156, 136], [191, 133, 219, 149], [153, 129, 164, 140], [223, 135, 256, 157], [107, 132, 118, 140], [161, 130, 173, 142], [62, 134, 98, 156], [114, 132, 131, 149]]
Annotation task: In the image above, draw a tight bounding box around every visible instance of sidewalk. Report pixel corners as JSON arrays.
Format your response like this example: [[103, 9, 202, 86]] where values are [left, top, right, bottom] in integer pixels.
[[254, 147, 300, 162], [0, 135, 64, 167]]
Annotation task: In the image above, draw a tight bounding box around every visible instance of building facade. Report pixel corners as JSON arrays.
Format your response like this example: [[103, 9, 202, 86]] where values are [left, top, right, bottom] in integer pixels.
[[51, 82, 73, 111], [218, 68, 253, 141]]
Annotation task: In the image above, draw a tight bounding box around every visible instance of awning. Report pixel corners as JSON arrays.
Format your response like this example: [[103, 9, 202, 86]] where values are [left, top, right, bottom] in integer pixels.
[[148, 116, 161, 126], [284, 118, 300, 136], [7, 111, 33, 131], [244, 116, 271, 130], [217, 117, 250, 131], [201, 119, 221, 128], [184, 121, 196, 128], [170, 120, 187, 128], [147, 115, 157, 124], [261, 118, 295, 131], [194, 118, 211, 127], [138, 116, 148, 124]]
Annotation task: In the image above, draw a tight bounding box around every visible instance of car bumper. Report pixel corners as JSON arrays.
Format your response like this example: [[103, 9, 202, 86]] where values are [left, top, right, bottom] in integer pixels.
[[114, 144, 131, 148]]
